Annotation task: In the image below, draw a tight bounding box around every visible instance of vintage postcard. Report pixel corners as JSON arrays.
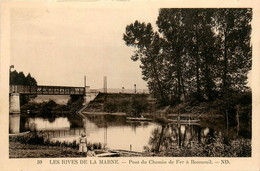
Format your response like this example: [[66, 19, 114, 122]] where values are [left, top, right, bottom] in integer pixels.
[[0, 0, 259, 170]]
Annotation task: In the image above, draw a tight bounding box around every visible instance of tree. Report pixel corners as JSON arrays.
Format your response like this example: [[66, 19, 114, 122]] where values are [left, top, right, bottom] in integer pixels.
[[40, 100, 57, 118], [123, 8, 252, 105], [25, 73, 37, 86], [182, 9, 220, 100], [213, 9, 252, 94], [123, 21, 169, 104], [157, 9, 220, 101], [10, 69, 38, 105], [10, 70, 37, 86], [157, 9, 187, 102]]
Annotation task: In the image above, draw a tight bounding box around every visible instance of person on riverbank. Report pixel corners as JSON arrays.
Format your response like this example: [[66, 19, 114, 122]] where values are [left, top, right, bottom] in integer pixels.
[[79, 132, 87, 156]]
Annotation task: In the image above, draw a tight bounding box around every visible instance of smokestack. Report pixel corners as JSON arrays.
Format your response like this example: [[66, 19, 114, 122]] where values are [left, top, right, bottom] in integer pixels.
[[84, 76, 86, 87], [103, 76, 107, 93]]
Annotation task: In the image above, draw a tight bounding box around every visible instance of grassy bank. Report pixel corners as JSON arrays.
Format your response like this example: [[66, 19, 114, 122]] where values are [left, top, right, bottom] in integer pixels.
[[10, 131, 102, 149], [84, 92, 251, 118], [155, 92, 251, 119], [9, 141, 80, 158], [10, 136, 250, 158], [84, 93, 156, 115], [9, 132, 102, 158]]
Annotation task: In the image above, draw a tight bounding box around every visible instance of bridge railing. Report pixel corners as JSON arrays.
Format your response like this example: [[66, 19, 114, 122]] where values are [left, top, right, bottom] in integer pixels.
[[9, 85, 85, 95]]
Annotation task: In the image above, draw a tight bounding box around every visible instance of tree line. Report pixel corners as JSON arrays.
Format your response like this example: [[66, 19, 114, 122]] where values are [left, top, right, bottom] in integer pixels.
[[10, 70, 37, 86], [10, 69, 38, 105], [123, 8, 252, 105]]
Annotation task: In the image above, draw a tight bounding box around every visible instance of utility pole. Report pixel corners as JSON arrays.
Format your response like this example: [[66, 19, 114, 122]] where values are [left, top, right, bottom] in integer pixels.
[[84, 75, 86, 87]]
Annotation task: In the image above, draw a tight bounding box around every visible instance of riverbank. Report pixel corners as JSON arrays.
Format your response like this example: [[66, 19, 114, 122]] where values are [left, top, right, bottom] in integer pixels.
[[9, 141, 145, 158], [20, 91, 251, 121], [9, 133, 144, 158], [144, 138, 251, 157], [10, 136, 251, 158], [82, 92, 251, 119], [10, 141, 80, 158], [9, 132, 101, 158], [83, 93, 155, 115]]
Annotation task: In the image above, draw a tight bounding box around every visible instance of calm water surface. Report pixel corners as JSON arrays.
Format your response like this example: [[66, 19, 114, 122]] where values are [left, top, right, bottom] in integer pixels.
[[13, 113, 251, 152]]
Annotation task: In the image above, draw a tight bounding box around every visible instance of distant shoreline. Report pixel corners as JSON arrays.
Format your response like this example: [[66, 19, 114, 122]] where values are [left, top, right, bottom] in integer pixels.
[[81, 112, 126, 116]]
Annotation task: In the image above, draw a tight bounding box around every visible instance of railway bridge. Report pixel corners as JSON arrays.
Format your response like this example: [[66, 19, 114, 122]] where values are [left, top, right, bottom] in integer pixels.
[[9, 85, 99, 114]]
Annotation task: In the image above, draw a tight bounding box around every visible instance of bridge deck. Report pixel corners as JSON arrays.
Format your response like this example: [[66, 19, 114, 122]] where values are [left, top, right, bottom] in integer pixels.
[[10, 85, 86, 95]]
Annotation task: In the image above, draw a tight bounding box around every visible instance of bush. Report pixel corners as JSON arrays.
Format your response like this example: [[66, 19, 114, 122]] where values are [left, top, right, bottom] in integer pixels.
[[131, 98, 148, 115], [21, 102, 41, 113], [11, 131, 45, 145], [144, 137, 251, 157], [117, 99, 131, 112], [67, 96, 84, 113], [10, 131, 104, 151], [104, 101, 118, 113], [39, 100, 57, 116]]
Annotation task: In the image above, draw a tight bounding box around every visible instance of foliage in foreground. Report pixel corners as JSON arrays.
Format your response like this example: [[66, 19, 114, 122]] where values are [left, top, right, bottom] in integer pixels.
[[10, 132, 102, 150], [144, 137, 251, 157]]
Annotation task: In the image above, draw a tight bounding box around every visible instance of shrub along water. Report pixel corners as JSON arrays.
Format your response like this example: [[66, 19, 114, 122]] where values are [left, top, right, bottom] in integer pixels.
[[143, 137, 251, 157], [21, 95, 84, 116], [10, 131, 102, 150]]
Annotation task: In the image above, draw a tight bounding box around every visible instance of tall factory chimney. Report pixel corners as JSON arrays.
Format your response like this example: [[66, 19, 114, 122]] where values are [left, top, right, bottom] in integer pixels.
[[103, 76, 107, 93]]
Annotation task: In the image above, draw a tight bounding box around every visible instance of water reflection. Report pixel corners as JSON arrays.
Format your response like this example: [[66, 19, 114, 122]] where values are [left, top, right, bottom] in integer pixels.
[[13, 113, 251, 152], [27, 117, 70, 130], [17, 114, 160, 152], [146, 123, 229, 152], [9, 114, 20, 134]]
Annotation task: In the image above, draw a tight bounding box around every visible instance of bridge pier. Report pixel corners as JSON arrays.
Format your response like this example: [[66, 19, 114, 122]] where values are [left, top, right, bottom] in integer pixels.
[[9, 93, 21, 134], [9, 93, 20, 114], [83, 86, 92, 105]]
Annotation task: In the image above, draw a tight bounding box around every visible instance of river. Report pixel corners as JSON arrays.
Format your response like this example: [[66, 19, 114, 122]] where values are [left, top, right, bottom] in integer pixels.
[[10, 113, 251, 152]]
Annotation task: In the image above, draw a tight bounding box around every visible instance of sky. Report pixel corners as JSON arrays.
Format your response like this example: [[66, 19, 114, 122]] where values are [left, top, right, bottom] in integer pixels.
[[9, 4, 252, 90], [10, 5, 159, 90]]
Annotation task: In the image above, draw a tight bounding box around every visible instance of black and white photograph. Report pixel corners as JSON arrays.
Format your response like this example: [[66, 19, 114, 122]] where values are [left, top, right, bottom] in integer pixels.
[[1, 1, 260, 171]]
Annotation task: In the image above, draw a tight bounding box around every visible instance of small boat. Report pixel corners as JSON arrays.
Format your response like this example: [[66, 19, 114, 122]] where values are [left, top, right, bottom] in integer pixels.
[[168, 119, 200, 123], [126, 116, 152, 121], [9, 131, 30, 136], [95, 152, 120, 157]]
